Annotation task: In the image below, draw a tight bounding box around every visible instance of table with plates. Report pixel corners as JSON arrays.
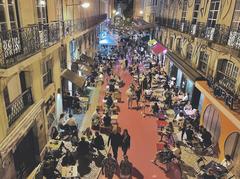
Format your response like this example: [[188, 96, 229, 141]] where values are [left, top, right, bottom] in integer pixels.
[[47, 139, 63, 151], [61, 165, 79, 178], [203, 161, 228, 178]]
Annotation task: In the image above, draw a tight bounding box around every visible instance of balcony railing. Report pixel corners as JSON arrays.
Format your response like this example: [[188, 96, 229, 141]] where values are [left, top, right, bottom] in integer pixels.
[[158, 17, 240, 50], [6, 88, 33, 126], [0, 14, 107, 69]]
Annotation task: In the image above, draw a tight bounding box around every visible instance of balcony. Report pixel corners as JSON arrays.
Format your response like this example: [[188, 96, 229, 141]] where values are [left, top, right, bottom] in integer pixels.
[[6, 88, 34, 126], [0, 14, 107, 69], [158, 18, 240, 51]]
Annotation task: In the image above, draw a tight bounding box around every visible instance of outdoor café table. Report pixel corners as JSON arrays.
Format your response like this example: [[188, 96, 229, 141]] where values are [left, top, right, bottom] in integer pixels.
[[61, 165, 78, 178], [102, 99, 118, 104], [184, 109, 196, 116], [47, 139, 63, 151], [203, 161, 228, 178], [106, 85, 120, 90]]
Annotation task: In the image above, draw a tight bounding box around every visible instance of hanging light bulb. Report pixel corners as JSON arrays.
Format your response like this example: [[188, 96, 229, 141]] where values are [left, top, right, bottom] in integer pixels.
[[81, 2, 90, 8]]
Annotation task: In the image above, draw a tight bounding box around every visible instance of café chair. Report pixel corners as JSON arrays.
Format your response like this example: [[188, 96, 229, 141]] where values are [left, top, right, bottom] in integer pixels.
[[195, 157, 206, 176]]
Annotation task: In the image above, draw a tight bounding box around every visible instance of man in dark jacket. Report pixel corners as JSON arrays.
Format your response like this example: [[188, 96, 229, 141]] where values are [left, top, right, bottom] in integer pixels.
[[108, 130, 122, 159], [91, 131, 104, 150]]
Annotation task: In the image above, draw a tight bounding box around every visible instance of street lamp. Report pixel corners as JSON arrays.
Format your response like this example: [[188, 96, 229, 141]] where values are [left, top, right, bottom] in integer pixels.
[[81, 2, 90, 8], [113, 10, 116, 14], [140, 10, 143, 15]]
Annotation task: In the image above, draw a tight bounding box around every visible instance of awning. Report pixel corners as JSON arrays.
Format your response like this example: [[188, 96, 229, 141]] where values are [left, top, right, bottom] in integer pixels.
[[166, 51, 205, 81], [62, 69, 85, 88], [75, 60, 92, 75], [151, 43, 167, 55], [80, 54, 94, 65]]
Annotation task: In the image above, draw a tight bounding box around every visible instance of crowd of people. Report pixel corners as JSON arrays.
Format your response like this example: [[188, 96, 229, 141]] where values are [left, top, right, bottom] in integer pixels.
[[40, 22, 236, 179]]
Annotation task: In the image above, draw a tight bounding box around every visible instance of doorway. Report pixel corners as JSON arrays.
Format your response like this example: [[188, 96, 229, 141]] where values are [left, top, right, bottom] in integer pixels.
[[13, 128, 38, 179]]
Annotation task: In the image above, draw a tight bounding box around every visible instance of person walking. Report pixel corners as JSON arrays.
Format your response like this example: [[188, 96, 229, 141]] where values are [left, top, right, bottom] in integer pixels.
[[135, 86, 141, 109], [108, 129, 122, 160], [121, 129, 131, 155], [102, 153, 118, 179], [120, 155, 133, 179]]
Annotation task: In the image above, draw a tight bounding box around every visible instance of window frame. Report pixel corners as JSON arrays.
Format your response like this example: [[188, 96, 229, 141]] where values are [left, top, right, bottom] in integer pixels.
[[224, 132, 240, 161], [192, 0, 200, 24], [36, 0, 48, 24], [0, 0, 19, 31], [198, 50, 209, 74], [207, 0, 220, 28], [42, 58, 53, 89]]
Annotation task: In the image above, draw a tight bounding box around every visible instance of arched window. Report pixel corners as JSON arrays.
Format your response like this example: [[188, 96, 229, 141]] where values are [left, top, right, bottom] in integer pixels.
[[224, 132, 240, 162], [203, 104, 221, 144], [216, 59, 239, 91], [186, 44, 193, 61]]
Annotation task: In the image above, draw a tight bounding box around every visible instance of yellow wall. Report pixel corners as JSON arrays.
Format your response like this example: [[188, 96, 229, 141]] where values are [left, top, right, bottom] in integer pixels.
[[201, 96, 239, 160]]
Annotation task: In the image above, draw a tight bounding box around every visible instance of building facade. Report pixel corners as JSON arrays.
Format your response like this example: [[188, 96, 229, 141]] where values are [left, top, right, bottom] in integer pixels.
[[143, 0, 160, 23], [0, 0, 108, 178], [145, 0, 240, 162]]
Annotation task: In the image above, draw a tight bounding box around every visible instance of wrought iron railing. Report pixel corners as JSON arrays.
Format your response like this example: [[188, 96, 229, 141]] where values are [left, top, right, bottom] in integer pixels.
[[6, 88, 33, 126], [158, 17, 240, 50], [0, 14, 107, 69]]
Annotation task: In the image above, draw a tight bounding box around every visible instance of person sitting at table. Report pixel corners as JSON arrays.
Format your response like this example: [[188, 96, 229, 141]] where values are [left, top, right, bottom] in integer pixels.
[[91, 131, 105, 151], [109, 83, 115, 92], [42, 159, 60, 179], [184, 101, 192, 111], [65, 114, 78, 134], [151, 144, 173, 171], [144, 87, 152, 101], [91, 108, 101, 129], [182, 93, 189, 102], [106, 94, 114, 108], [77, 137, 90, 157], [103, 112, 112, 127], [174, 111, 184, 125], [61, 151, 76, 166], [152, 102, 160, 117], [58, 113, 66, 130], [221, 154, 233, 170], [172, 142, 181, 160], [202, 168, 216, 179], [185, 125, 194, 146], [50, 126, 59, 140], [201, 128, 212, 148]]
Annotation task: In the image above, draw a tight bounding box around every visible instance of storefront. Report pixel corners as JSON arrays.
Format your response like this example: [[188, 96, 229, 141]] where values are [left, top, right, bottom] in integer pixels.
[[0, 105, 47, 179], [165, 52, 205, 110], [195, 81, 240, 162]]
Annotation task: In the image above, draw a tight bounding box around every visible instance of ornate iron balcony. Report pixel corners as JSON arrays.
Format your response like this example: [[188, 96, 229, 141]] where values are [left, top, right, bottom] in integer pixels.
[[0, 14, 107, 69], [6, 88, 34, 126], [0, 25, 41, 68], [228, 26, 240, 50]]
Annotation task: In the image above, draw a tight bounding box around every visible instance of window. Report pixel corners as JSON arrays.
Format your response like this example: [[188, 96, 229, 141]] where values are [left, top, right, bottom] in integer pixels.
[[207, 0, 220, 28], [198, 51, 209, 74], [231, 0, 240, 30], [203, 104, 221, 144], [206, 0, 220, 40], [186, 44, 192, 61], [42, 59, 52, 88], [224, 132, 240, 162], [181, 0, 188, 22], [176, 38, 181, 54], [0, 0, 18, 31], [36, 0, 47, 24], [192, 0, 200, 24]]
